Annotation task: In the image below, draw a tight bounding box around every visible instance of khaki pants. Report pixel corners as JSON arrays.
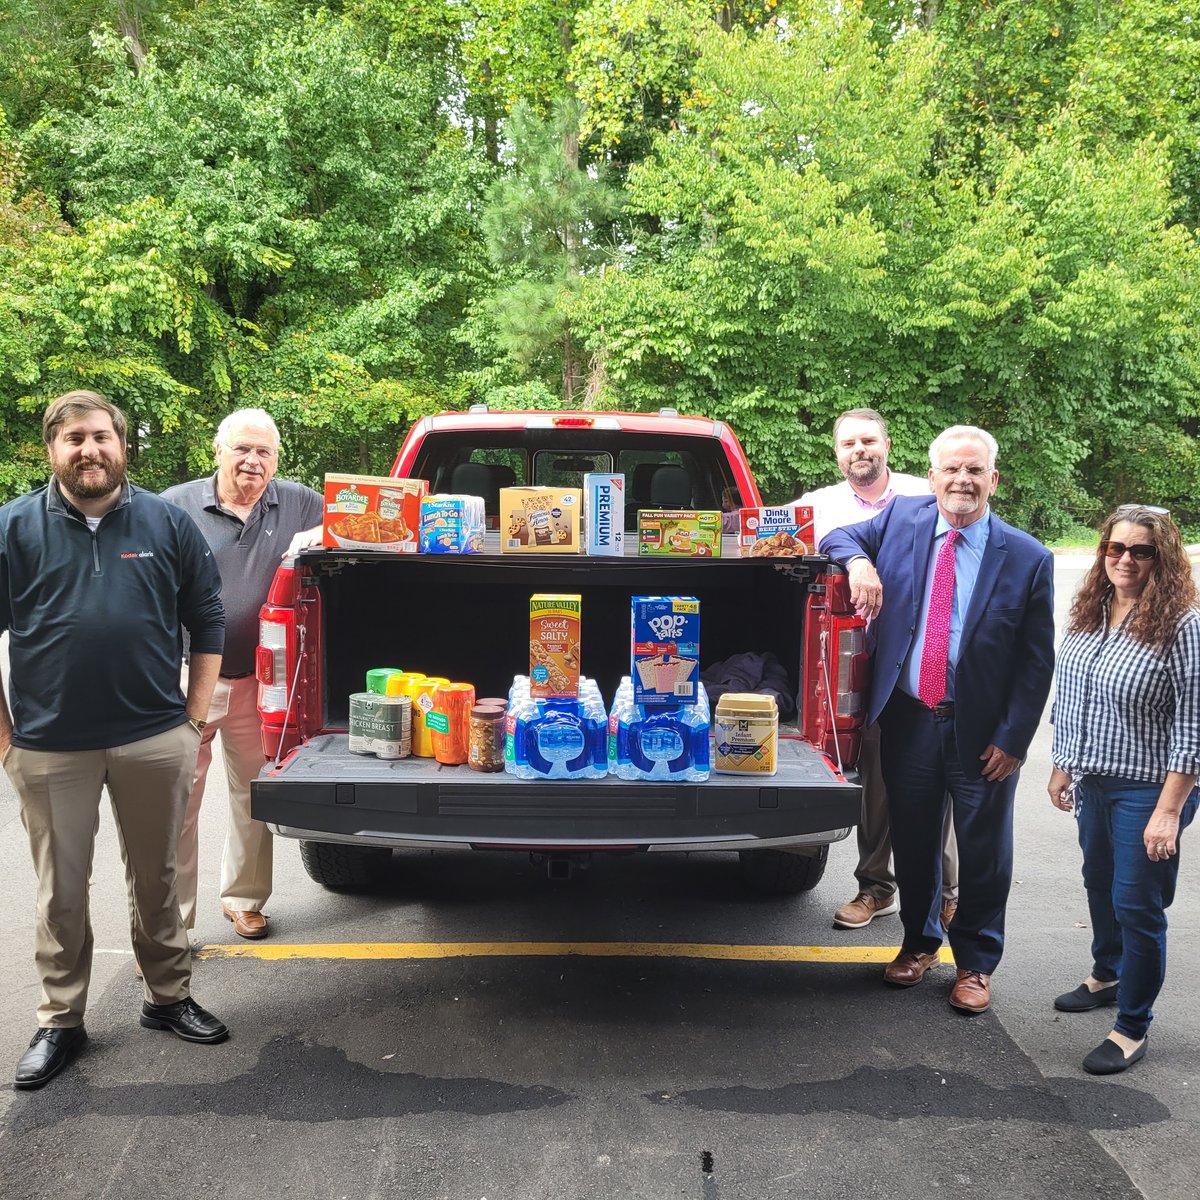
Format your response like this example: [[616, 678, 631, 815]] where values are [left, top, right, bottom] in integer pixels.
[[5, 723, 199, 1027], [854, 720, 958, 903], [176, 673, 271, 928]]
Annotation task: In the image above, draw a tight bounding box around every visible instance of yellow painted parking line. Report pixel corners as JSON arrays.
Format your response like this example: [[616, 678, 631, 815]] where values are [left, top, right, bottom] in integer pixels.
[[196, 941, 956, 966]]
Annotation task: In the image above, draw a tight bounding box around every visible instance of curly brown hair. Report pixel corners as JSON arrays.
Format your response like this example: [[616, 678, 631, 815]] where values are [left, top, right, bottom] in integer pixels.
[[1068, 507, 1199, 649]]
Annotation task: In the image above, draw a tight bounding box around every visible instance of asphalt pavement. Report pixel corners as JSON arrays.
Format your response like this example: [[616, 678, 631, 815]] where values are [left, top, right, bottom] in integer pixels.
[[0, 556, 1197, 1200]]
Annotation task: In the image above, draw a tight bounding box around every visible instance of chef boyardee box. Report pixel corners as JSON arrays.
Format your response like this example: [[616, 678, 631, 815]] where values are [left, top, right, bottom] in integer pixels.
[[637, 510, 722, 558], [501, 488, 583, 553], [585, 473, 624, 556], [323, 474, 426, 551], [631, 595, 700, 706], [738, 505, 815, 558]]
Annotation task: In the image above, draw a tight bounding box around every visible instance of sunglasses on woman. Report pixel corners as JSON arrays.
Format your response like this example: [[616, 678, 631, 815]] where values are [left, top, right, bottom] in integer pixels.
[[1101, 540, 1158, 561]]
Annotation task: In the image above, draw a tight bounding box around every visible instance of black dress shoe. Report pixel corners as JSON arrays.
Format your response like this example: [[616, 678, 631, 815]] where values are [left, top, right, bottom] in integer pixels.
[[140, 998, 229, 1044], [15, 1025, 88, 1089], [1054, 981, 1119, 1012], [1083, 1036, 1147, 1075]]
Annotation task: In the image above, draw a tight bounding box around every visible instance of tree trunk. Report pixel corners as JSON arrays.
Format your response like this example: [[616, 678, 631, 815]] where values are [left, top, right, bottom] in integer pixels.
[[481, 60, 499, 165], [118, 4, 147, 72]]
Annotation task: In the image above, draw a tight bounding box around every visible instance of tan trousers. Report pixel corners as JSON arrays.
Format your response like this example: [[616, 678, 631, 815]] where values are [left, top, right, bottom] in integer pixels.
[[855, 720, 958, 903], [5, 723, 199, 1027], [176, 673, 271, 928]]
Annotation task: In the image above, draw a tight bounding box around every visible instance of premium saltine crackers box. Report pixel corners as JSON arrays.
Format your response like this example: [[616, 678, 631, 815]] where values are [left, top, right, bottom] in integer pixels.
[[322, 474, 427, 551], [631, 595, 700, 706], [501, 488, 583, 553], [584, 473, 624, 556], [530, 594, 582, 699], [737, 505, 815, 558]]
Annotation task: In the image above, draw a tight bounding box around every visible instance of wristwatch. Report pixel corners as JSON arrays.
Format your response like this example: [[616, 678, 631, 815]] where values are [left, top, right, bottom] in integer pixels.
[[188, 717, 208, 735]]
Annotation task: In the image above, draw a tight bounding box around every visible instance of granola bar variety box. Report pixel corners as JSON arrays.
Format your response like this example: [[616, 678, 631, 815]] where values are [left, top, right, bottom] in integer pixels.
[[631, 595, 700, 706], [500, 488, 583, 553], [737, 505, 815, 558], [530, 594, 582, 699], [636, 510, 722, 558], [323, 474, 426, 551], [584, 473, 625, 556]]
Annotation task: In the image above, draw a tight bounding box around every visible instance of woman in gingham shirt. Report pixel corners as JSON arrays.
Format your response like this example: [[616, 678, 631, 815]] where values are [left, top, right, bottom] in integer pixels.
[[1047, 506, 1200, 1075]]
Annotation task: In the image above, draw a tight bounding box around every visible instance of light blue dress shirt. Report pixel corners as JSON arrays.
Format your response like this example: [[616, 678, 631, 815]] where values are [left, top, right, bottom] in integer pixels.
[[899, 508, 991, 702]]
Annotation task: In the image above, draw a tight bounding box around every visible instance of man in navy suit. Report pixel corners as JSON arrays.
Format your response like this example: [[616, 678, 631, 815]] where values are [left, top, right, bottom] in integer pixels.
[[820, 425, 1055, 1014]]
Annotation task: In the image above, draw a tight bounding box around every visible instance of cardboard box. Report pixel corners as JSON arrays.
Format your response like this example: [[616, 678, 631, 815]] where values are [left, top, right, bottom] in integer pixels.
[[530, 594, 582, 699], [631, 596, 700, 706], [738, 505, 815, 558], [419, 495, 485, 554], [636, 510, 722, 557], [585, 473, 624, 556], [501, 488, 583, 553], [323, 474, 426, 551]]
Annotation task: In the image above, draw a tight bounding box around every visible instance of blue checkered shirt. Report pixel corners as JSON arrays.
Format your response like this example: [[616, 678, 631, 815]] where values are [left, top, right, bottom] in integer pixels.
[[1051, 606, 1200, 782]]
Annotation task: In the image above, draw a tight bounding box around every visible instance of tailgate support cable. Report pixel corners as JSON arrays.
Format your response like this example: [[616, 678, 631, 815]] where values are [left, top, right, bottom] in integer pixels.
[[273, 621, 306, 769], [818, 626, 845, 777]]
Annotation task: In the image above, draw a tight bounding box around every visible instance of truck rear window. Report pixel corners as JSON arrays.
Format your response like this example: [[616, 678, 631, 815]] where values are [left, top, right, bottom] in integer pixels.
[[411, 432, 745, 530]]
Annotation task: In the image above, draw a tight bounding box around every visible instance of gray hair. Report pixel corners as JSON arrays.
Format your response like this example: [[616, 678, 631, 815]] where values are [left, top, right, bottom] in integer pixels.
[[929, 425, 998, 471], [213, 408, 280, 455]]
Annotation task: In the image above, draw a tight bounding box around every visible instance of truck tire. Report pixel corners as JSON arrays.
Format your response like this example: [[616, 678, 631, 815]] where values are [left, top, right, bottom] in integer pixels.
[[299, 840, 391, 890], [738, 846, 828, 895]]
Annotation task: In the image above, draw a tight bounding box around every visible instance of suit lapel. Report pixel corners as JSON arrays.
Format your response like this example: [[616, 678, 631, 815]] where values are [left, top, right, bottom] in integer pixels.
[[909, 504, 938, 620], [959, 517, 1008, 652]]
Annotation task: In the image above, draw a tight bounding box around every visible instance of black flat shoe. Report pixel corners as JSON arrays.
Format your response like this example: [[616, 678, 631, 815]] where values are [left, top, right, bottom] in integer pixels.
[[1083, 1036, 1147, 1075], [15, 1025, 88, 1089], [1054, 981, 1119, 1012], [140, 998, 228, 1044]]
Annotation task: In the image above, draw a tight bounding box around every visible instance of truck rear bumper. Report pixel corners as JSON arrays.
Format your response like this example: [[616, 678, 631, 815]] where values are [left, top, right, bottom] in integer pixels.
[[252, 735, 860, 853]]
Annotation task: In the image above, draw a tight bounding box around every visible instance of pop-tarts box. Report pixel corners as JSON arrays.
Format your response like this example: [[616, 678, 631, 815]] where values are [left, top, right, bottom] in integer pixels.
[[631, 595, 700, 706], [585, 473, 624, 556]]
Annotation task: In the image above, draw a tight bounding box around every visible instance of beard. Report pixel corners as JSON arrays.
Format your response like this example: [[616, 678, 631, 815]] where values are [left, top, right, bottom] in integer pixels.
[[54, 454, 126, 500], [844, 455, 885, 487]]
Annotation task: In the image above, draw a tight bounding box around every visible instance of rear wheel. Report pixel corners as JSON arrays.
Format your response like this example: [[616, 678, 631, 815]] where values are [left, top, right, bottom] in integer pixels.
[[738, 845, 828, 895], [299, 840, 391, 891]]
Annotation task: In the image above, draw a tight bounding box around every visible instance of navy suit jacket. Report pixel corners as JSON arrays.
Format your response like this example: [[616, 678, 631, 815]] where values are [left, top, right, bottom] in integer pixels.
[[820, 495, 1056, 780]]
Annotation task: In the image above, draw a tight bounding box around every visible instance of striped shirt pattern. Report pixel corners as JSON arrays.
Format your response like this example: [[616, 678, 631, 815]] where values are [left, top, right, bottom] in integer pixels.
[[1051, 606, 1200, 782]]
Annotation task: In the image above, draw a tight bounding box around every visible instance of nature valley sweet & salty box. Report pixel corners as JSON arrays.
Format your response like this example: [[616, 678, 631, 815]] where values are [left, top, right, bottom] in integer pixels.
[[529, 594, 582, 699]]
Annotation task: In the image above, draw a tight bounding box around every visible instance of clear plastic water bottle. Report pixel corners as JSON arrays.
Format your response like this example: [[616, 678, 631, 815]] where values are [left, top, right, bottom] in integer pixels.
[[505, 675, 609, 780]]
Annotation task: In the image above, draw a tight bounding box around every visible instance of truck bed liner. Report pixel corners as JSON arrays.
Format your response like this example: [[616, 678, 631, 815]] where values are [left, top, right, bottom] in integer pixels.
[[254, 734, 857, 852]]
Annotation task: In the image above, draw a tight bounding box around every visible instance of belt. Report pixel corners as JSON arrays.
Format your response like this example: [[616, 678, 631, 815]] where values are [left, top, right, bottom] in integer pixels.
[[895, 691, 955, 719], [221, 671, 254, 680]]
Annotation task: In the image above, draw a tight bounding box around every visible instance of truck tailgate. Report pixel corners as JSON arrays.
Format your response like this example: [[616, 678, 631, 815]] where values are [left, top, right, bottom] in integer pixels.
[[253, 734, 859, 852]]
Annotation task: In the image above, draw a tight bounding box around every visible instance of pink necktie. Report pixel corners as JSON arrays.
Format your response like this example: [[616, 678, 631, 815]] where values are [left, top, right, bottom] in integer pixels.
[[918, 529, 961, 708]]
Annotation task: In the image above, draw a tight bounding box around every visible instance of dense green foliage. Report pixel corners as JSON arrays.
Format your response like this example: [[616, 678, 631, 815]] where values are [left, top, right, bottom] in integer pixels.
[[1, 0, 1197, 536]]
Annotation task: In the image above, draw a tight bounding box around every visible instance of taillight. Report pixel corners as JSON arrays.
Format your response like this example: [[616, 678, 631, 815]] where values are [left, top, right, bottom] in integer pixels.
[[258, 610, 293, 714], [802, 573, 868, 769]]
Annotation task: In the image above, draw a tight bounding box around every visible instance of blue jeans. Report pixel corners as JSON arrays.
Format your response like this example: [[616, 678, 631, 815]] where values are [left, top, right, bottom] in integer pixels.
[[1075, 775, 1198, 1040]]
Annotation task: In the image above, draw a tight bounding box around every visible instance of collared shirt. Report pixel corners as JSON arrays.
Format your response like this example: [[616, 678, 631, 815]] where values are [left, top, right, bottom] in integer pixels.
[[799, 470, 930, 545], [0, 480, 224, 751], [899, 508, 992, 702], [1051, 606, 1200, 783], [161, 474, 322, 675]]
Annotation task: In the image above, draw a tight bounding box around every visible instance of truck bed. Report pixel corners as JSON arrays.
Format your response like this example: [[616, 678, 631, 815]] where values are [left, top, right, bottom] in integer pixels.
[[255, 732, 857, 853]]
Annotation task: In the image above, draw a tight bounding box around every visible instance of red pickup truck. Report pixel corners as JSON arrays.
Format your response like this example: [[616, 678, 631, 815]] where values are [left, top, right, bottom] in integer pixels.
[[250, 408, 866, 894]]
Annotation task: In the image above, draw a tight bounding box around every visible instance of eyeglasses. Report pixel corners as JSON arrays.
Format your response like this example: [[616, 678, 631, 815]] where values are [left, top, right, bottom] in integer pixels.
[[1101, 540, 1158, 562], [222, 443, 277, 459], [933, 465, 990, 478], [1115, 503, 1169, 516]]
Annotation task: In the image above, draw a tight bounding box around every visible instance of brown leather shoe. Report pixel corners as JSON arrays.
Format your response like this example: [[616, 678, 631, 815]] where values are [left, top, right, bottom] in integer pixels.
[[884, 950, 942, 987], [222, 906, 269, 940], [833, 891, 899, 929], [949, 968, 991, 1013], [940, 896, 958, 930]]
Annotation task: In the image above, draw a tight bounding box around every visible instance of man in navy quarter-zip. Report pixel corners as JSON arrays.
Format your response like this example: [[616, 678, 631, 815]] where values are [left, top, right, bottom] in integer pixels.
[[0, 390, 230, 1091]]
